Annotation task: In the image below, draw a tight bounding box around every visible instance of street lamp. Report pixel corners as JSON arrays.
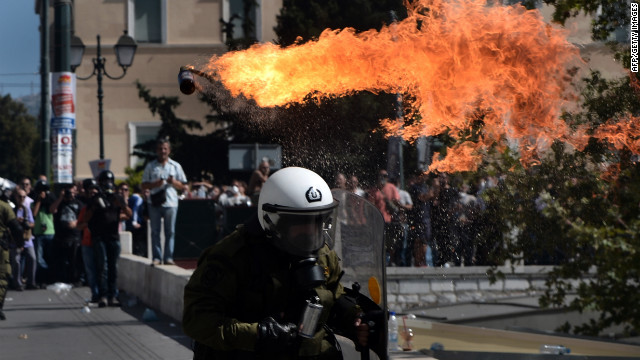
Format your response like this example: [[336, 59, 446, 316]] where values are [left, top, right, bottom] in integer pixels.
[[71, 31, 137, 160]]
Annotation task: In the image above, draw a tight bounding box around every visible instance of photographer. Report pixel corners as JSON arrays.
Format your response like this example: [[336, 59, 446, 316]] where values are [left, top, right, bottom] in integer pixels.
[[50, 184, 83, 284], [31, 178, 56, 286], [83, 170, 131, 308]]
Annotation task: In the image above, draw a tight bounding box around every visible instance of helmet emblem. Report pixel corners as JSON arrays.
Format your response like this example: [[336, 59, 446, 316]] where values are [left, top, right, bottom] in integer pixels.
[[305, 187, 322, 203]]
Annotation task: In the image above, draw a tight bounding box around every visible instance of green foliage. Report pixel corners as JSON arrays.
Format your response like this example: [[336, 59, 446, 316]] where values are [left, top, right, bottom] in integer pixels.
[[0, 95, 39, 181], [464, 0, 640, 338], [134, 81, 240, 183], [123, 166, 144, 189], [578, 71, 640, 126], [519, 0, 629, 42], [472, 73, 640, 338], [469, 124, 640, 337], [538, 191, 640, 337]]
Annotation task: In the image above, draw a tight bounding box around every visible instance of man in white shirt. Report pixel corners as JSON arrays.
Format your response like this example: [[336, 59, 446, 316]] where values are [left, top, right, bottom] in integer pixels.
[[141, 138, 187, 266]]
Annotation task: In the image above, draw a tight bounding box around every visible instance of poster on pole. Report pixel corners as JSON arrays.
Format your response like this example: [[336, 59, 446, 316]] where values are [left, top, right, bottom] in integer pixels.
[[50, 72, 76, 129], [52, 128, 74, 184]]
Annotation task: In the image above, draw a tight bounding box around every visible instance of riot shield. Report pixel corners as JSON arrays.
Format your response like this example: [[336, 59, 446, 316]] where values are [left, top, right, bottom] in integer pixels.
[[331, 189, 387, 360]]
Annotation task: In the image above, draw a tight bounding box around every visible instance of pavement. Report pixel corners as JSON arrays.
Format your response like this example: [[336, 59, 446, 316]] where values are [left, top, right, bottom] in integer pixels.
[[8, 280, 634, 360], [0, 285, 193, 360], [0, 283, 436, 360]]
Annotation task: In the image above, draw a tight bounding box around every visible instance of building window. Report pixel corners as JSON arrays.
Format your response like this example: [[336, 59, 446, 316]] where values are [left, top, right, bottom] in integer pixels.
[[128, 121, 161, 168], [130, 0, 165, 43], [223, 0, 258, 41]]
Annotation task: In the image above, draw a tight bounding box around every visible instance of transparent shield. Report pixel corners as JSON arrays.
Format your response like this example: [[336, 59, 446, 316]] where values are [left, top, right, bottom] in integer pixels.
[[331, 189, 387, 359]]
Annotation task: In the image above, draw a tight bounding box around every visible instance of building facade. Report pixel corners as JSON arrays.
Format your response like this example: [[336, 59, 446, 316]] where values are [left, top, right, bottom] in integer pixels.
[[41, 0, 282, 180]]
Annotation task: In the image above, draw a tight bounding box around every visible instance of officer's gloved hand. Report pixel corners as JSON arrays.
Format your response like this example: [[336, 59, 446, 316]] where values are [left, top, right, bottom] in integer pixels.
[[256, 317, 297, 352]]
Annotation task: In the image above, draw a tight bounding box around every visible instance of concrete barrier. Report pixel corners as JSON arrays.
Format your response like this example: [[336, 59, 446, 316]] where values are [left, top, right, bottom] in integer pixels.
[[118, 254, 192, 322], [386, 265, 557, 312], [118, 246, 562, 323]]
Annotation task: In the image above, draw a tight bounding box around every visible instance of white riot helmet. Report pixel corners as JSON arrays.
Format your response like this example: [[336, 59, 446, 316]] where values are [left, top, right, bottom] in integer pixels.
[[258, 167, 338, 257], [0, 177, 16, 203]]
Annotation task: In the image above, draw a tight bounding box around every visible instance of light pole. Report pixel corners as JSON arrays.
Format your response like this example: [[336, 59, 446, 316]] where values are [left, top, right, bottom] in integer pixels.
[[71, 31, 137, 160]]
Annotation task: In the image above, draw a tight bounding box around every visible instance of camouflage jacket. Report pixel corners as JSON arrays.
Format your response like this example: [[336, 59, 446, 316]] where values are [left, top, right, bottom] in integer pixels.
[[183, 216, 357, 360]]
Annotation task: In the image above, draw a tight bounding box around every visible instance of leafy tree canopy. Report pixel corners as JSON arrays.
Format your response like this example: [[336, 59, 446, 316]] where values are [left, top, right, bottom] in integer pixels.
[[482, 0, 639, 337], [0, 95, 39, 182], [520, 0, 629, 42]]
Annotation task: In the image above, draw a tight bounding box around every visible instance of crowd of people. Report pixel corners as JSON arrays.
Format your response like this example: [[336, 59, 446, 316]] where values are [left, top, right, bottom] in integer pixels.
[[165, 160, 505, 269], [331, 170, 503, 268], [0, 171, 136, 309], [1, 164, 503, 305], [2, 143, 507, 320]]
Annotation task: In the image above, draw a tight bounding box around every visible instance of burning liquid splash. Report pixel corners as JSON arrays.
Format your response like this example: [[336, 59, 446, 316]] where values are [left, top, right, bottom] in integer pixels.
[[203, 0, 636, 172]]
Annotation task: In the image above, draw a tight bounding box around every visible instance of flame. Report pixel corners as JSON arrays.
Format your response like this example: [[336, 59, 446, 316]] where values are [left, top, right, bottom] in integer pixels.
[[203, 0, 605, 172], [430, 142, 484, 173], [593, 115, 640, 154]]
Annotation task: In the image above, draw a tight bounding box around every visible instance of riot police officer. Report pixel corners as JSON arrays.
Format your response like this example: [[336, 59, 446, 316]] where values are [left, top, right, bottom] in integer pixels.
[[183, 167, 369, 359], [0, 178, 24, 320]]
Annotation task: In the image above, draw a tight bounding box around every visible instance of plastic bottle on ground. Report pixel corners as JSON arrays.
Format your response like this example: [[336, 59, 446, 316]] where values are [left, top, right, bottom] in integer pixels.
[[539, 344, 571, 354], [388, 311, 399, 351]]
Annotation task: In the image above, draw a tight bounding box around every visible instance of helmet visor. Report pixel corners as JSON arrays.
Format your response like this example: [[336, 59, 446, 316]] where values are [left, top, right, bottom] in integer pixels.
[[263, 201, 338, 257]]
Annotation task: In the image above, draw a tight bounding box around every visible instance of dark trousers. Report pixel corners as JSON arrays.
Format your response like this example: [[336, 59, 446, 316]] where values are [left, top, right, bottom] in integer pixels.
[[52, 240, 81, 284], [93, 237, 120, 299]]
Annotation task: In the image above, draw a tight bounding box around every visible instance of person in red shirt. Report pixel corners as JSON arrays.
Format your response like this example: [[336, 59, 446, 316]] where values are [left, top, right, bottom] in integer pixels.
[[367, 170, 402, 265], [78, 179, 100, 304]]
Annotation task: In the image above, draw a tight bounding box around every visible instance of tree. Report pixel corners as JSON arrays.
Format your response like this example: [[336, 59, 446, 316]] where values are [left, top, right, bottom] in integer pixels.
[[474, 0, 639, 337], [521, 0, 629, 42], [134, 81, 235, 183], [0, 95, 39, 181], [525, 0, 639, 337]]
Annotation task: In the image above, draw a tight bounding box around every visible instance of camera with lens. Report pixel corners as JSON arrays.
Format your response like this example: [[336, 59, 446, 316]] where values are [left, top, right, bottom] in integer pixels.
[[95, 170, 116, 208], [34, 179, 50, 194], [100, 182, 116, 196]]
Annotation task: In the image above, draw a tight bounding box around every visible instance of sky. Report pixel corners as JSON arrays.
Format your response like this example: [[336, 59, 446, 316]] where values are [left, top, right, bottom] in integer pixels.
[[0, 1, 42, 99]]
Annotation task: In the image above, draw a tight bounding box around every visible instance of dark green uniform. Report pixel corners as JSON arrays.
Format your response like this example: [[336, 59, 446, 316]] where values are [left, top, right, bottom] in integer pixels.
[[183, 216, 359, 359], [0, 200, 17, 317]]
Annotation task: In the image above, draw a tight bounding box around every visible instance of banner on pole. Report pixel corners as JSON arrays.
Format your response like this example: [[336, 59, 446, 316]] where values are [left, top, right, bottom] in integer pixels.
[[52, 128, 74, 184], [51, 72, 76, 129]]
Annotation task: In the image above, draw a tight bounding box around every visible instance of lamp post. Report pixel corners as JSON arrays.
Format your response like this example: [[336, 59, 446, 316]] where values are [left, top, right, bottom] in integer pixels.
[[71, 31, 137, 160]]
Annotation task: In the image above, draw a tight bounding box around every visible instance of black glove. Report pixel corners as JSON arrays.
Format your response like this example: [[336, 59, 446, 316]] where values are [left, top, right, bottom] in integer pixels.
[[256, 317, 297, 352]]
